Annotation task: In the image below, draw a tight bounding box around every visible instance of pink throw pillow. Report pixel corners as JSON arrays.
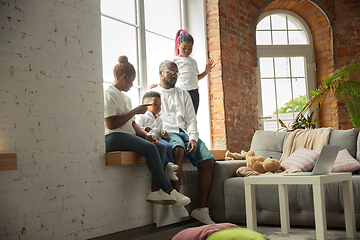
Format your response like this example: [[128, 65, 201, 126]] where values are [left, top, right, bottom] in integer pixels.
[[281, 147, 320, 172], [331, 149, 360, 173]]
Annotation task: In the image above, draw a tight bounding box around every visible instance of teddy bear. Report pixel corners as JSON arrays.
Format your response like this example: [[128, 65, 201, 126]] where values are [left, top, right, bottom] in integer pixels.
[[246, 150, 281, 173], [225, 150, 247, 160]]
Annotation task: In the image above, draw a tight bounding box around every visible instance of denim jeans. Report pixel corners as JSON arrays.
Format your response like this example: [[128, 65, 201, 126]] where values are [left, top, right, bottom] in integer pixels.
[[105, 132, 172, 192], [158, 138, 174, 165]]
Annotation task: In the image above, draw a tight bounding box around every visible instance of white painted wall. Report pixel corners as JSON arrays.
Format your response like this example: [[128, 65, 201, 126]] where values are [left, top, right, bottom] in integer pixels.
[[0, 0, 154, 239]]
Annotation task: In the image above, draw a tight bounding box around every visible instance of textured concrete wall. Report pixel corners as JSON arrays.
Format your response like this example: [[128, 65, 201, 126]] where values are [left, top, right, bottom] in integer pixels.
[[0, 0, 153, 239]]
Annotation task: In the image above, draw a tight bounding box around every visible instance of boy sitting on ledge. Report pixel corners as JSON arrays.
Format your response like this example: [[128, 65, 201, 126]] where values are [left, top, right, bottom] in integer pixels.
[[136, 91, 179, 181]]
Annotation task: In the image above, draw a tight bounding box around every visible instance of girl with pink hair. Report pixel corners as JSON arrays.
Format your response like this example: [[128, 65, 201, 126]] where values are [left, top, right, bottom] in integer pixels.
[[173, 29, 214, 114], [151, 30, 214, 114]]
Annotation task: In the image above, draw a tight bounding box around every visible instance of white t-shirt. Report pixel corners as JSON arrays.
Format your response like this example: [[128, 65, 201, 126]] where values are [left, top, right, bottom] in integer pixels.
[[173, 56, 199, 91], [136, 110, 163, 139], [152, 86, 199, 142], [104, 85, 135, 135]]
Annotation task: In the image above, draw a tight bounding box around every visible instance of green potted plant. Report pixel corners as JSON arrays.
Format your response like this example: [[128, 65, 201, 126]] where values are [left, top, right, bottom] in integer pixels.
[[279, 61, 360, 131]]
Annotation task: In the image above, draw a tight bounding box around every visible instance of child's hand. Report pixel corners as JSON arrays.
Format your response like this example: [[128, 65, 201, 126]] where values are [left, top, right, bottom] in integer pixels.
[[205, 59, 215, 74], [145, 134, 158, 144], [149, 84, 158, 89], [161, 130, 168, 138], [133, 104, 151, 114], [143, 126, 152, 133]]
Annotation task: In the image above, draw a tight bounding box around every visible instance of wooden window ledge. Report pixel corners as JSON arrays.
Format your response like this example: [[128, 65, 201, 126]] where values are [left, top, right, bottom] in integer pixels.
[[105, 150, 227, 166], [0, 153, 17, 171]]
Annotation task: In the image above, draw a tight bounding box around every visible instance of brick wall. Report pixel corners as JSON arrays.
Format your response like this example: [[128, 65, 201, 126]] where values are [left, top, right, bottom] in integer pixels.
[[206, 0, 360, 151], [331, 0, 360, 129], [206, 0, 226, 150], [0, 1, 153, 239], [206, 0, 259, 151]]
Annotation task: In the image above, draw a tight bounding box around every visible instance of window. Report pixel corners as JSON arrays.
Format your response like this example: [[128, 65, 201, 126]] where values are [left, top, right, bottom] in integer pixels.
[[256, 13, 308, 45], [256, 10, 316, 131], [100, 0, 211, 146], [101, 0, 140, 105]]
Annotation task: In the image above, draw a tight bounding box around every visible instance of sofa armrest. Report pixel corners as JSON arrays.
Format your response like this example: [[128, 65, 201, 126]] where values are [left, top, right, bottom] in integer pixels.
[[208, 160, 246, 222]]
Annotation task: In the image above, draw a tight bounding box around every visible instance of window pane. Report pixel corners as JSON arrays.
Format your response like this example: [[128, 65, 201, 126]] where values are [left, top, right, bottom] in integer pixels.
[[292, 78, 307, 102], [101, 0, 135, 24], [101, 16, 138, 85], [144, 0, 181, 38], [288, 17, 302, 30], [103, 82, 112, 92], [272, 31, 288, 45], [257, 16, 270, 30], [271, 14, 287, 30], [261, 79, 276, 117], [146, 32, 174, 87], [274, 57, 290, 78], [256, 31, 272, 45], [291, 57, 305, 77], [276, 78, 292, 113], [125, 86, 140, 107], [289, 31, 308, 44], [259, 58, 274, 78]]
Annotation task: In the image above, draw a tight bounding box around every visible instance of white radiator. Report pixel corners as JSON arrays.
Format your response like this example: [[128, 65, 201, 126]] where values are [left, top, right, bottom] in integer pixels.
[[153, 161, 198, 227]]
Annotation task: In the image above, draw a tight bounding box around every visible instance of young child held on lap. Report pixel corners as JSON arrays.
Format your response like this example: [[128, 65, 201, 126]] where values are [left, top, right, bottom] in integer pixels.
[[136, 91, 178, 181]]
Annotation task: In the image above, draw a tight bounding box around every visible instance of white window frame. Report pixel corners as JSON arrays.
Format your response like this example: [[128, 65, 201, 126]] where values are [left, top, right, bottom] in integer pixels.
[[256, 10, 317, 130], [100, 0, 211, 147]]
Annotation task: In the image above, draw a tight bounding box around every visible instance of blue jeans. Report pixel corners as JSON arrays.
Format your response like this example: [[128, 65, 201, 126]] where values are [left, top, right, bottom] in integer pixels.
[[158, 138, 174, 165], [105, 132, 172, 192]]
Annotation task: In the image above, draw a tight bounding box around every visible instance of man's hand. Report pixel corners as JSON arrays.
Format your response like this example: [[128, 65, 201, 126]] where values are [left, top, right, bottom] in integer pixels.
[[187, 139, 197, 154], [143, 126, 152, 133], [149, 84, 158, 89], [133, 104, 151, 115], [162, 130, 168, 138], [145, 134, 158, 144]]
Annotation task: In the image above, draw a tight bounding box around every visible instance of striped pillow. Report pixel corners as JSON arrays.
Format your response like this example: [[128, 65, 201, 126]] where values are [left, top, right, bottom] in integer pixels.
[[331, 149, 360, 173], [281, 147, 320, 172]]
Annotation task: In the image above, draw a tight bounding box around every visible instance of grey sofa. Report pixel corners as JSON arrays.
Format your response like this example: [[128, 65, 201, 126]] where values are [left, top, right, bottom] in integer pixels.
[[208, 128, 360, 228]]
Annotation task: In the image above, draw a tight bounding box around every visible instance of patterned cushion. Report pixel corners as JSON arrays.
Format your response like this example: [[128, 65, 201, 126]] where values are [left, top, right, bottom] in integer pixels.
[[281, 147, 320, 172], [331, 148, 360, 173]]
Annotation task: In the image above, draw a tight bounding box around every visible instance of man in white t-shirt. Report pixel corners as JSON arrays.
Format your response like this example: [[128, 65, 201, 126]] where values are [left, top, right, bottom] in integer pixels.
[[152, 60, 216, 225]]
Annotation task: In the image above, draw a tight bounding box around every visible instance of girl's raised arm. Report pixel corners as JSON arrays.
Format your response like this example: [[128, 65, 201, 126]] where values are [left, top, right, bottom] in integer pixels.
[[198, 59, 215, 80]]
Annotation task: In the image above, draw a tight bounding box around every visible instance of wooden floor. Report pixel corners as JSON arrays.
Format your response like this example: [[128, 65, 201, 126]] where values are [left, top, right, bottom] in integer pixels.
[[91, 220, 201, 240], [91, 219, 358, 240]]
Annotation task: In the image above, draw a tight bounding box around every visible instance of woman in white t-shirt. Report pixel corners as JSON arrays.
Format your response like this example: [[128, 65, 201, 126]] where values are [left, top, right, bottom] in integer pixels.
[[104, 56, 190, 206]]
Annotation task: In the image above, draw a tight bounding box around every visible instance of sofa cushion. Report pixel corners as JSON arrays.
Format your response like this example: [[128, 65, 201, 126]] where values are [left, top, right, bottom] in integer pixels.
[[250, 131, 289, 160], [281, 147, 320, 171], [328, 128, 359, 159], [331, 149, 360, 173]]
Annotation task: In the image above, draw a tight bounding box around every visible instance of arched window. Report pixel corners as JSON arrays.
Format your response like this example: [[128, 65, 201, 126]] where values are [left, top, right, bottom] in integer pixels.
[[256, 10, 316, 131]]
